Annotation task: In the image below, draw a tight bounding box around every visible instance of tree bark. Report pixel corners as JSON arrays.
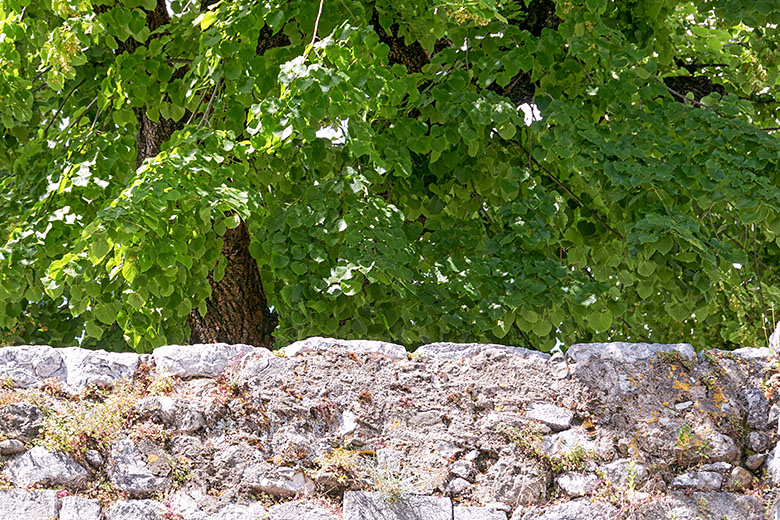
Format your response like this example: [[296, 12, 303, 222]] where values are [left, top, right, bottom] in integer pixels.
[[186, 222, 277, 347], [126, 0, 277, 348]]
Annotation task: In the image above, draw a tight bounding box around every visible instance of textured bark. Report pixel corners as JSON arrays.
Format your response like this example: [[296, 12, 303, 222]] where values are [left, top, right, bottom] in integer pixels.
[[123, 0, 278, 347], [186, 223, 277, 347]]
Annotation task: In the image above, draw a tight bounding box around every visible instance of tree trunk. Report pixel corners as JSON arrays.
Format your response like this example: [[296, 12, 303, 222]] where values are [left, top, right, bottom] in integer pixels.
[[128, 0, 277, 348], [186, 222, 277, 347]]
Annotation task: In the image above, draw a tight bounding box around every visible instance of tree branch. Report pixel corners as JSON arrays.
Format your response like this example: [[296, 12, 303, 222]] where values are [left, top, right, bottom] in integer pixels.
[[66, 95, 99, 132], [197, 78, 221, 128], [43, 78, 86, 138]]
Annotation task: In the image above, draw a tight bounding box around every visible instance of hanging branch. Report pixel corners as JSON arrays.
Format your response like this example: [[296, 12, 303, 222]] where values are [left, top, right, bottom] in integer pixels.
[[43, 78, 86, 138], [197, 78, 222, 129]]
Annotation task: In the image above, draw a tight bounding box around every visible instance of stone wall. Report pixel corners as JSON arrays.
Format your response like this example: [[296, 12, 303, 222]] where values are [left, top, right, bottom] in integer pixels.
[[0, 337, 779, 519]]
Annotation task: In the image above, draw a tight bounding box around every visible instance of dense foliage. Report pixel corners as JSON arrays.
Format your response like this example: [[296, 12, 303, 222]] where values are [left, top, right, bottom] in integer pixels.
[[0, 0, 779, 352]]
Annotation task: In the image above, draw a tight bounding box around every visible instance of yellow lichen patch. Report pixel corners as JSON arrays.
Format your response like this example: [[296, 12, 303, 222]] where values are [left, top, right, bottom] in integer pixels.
[[148, 454, 159, 463], [672, 380, 690, 392]]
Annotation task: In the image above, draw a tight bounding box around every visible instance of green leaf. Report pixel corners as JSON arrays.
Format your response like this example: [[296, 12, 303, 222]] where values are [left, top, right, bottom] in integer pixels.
[[587, 309, 613, 331], [197, 11, 218, 30]]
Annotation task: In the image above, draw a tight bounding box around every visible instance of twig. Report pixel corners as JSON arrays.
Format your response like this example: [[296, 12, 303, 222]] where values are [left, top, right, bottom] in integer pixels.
[[764, 127, 780, 132], [186, 87, 209, 125], [165, 58, 193, 64], [31, 66, 52, 83], [310, 0, 326, 48], [753, 224, 768, 328], [43, 78, 86, 138], [65, 95, 99, 131], [198, 78, 221, 128], [664, 83, 726, 116], [338, 0, 356, 21]]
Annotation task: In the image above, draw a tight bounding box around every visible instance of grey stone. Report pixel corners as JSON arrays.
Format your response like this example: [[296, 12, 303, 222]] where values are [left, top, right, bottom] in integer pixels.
[[60, 496, 102, 520], [514, 498, 618, 520], [108, 438, 168, 496], [85, 449, 104, 467], [731, 466, 753, 489], [566, 342, 695, 364], [135, 395, 206, 433], [698, 461, 732, 472], [0, 438, 25, 455], [555, 472, 599, 497], [635, 491, 763, 520], [414, 342, 548, 361], [525, 403, 573, 432], [450, 459, 475, 480], [243, 464, 315, 496], [267, 501, 338, 520], [454, 506, 508, 520], [744, 388, 769, 428], [478, 455, 547, 506], [0, 345, 64, 387], [59, 347, 139, 392], [152, 343, 259, 378], [674, 401, 693, 411], [104, 499, 164, 520], [706, 432, 740, 463], [0, 401, 43, 440], [747, 431, 770, 452], [671, 471, 722, 490], [208, 502, 267, 520], [447, 477, 471, 494], [4, 445, 88, 488], [600, 459, 648, 487], [767, 445, 780, 484], [548, 351, 569, 379], [282, 337, 407, 360], [746, 453, 766, 470], [0, 489, 58, 520], [343, 491, 451, 520]]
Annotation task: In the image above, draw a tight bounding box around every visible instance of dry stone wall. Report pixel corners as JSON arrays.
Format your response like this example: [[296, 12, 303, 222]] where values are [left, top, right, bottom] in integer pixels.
[[0, 338, 779, 519]]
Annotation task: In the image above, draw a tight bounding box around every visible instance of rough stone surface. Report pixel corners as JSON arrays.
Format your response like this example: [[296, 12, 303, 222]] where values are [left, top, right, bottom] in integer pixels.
[[514, 498, 618, 520], [243, 463, 315, 496], [4, 446, 88, 488], [343, 491, 451, 520], [0, 489, 58, 520], [634, 492, 763, 520], [0, 345, 64, 387], [744, 388, 770, 428], [282, 336, 407, 360], [0, 340, 777, 519], [108, 438, 169, 496], [104, 499, 164, 520], [767, 444, 780, 485], [0, 438, 26, 455], [566, 342, 695, 364], [555, 472, 599, 497], [152, 343, 260, 377], [0, 401, 42, 440], [59, 347, 139, 392], [525, 403, 573, 431], [746, 453, 766, 470], [600, 459, 649, 487], [415, 342, 548, 362], [60, 496, 102, 520], [671, 471, 722, 490], [135, 395, 206, 433], [746, 430, 770, 452], [454, 506, 508, 520], [267, 501, 338, 520]]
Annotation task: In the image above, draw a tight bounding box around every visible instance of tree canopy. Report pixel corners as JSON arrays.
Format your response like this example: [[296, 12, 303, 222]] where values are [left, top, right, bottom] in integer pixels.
[[0, 0, 779, 353]]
